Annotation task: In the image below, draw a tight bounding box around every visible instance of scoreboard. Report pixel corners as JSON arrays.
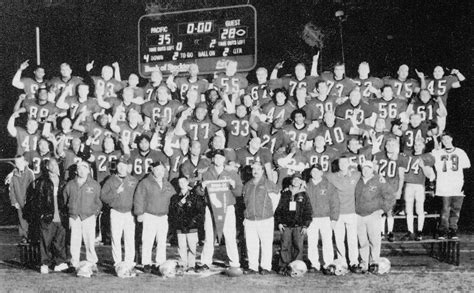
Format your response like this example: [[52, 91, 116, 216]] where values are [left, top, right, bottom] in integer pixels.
[[138, 5, 257, 77]]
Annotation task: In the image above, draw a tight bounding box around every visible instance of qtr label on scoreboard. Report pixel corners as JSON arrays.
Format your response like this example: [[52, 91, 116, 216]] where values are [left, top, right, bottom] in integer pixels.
[[138, 5, 257, 77]]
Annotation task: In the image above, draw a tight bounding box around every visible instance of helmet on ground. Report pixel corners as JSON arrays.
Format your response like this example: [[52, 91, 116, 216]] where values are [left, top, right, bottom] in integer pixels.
[[333, 259, 349, 276], [226, 267, 243, 277], [115, 261, 137, 278], [159, 260, 185, 278], [287, 260, 307, 278], [377, 257, 391, 275]]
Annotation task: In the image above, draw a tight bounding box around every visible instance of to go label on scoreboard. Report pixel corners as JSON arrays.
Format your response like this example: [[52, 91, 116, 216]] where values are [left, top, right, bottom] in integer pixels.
[[138, 5, 257, 77]]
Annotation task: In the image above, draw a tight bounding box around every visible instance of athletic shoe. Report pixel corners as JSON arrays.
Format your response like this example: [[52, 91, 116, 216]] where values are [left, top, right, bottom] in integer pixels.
[[401, 232, 415, 241], [448, 230, 458, 240], [260, 269, 274, 275], [381, 233, 386, 240], [143, 265, 152, 274], [349, 264, 363, 274], [437, 232, 448, 240], [20, 237, 28, 244], [278, 267, 287, 275], [243, 269, 258, 275], [322, 265, 336, 275], [53, 263, 69, 272], [368, 263, 379, 274], [195, 264, 210, 272], [387, 232, 395, 242], [308, 266, 320, 273], [415, 231, 423, 241], [40, 265, 49, 274]]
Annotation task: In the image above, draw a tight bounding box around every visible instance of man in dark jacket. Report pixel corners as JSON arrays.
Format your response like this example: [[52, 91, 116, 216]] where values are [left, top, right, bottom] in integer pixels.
[[101, 156, 138, 267], [169, 176, 204, 272], [355, 160, 394, 273], [31, 158, 69, 274], [305, 164, 339, 273], [275, 174, 313, 274]]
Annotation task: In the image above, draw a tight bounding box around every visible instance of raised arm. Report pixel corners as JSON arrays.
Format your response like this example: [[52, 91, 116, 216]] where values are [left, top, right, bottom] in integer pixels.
[[270, 61, 284, 80], [7, 111, 21, 137], [112, 62, 121, 81], [12, 60, 29, 90], [310, 52, 320, 77]]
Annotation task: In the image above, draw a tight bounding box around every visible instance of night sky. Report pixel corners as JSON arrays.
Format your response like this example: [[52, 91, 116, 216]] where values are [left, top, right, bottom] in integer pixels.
[[0, 0, 472, 228]]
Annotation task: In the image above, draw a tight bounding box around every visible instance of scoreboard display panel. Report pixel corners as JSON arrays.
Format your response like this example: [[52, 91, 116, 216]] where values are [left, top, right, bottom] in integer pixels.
[[138, 5, 257, 77]]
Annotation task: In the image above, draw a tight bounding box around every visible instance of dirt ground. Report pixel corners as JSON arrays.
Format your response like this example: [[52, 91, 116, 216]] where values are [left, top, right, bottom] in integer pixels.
[[1, 228, 473, 292]]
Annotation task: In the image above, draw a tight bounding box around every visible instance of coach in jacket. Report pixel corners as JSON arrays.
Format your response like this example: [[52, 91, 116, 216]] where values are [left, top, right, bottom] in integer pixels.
[[64, 161, 102, 268], [305, 164, 340, 273], [134, 161, 174, 273], [355, 161, 394, 272], [241, 160, 280, 275], [275, 174, 312, 274], [101, 157, 138, 266], [33, 158, 69, 274]]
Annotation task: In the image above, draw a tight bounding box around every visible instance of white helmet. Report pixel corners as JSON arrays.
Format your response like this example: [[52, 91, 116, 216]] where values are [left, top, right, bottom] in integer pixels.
[[333, 259, 349, 276], [76, 261, 94, 278], [287, 260, 307, 278], [115, 261, 137, 278], [377, 257, 391, 275], [159, 260, 185, 278]]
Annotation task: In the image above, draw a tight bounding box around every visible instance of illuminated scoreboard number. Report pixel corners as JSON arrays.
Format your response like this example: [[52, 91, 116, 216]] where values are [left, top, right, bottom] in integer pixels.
[[138, 5, 257, 78]]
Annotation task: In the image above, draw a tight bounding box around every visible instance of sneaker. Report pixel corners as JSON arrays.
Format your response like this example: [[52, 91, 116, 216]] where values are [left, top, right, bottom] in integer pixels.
[[278, 267, 287, 275], [387, 232, 395, 242], [40, 265, 49, 274], [401, 232, 415, 241], [381, 233, 386, 240], [437, 232, 448, 240], [308, 266, 320, 273], [448, 230, 458, 240], [195, 264, 210, 272], [260, 269, 273, 275], [322, 265, 336, 275], [368, 263, 379, 274], [53, 263, 69, 272], [143, 265, 152, 274], [20, 237, 28, 244], [415, 231, 423, 241], [349, 264, 363, 274], [243, 269, 258, 275]]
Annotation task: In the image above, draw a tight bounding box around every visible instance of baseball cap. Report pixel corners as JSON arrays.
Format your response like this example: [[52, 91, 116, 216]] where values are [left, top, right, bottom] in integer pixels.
[[361, 161, 374, 169]]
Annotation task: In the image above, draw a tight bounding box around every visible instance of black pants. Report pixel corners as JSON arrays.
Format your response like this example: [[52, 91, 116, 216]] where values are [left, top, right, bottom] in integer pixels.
[[279, 226, 304, 267], [40, 221, 67, 266]]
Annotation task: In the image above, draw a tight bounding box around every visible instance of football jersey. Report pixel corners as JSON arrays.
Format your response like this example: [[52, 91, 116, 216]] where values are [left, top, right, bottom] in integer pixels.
[[62, 149, 84, 180], [335, 100, 375, 125], [274, 149, 308, 186], [54, 130, 82, 150], [93, 150, 121, 184], [48, 76, 83, 99], [175, 77, 209, 102], [116, 122, 149, 150], [179, 156, 211, 181], [409, 96, 439, 123], [432, 148, 470, 196], [84, 122, 115, 152], [383, 77, 420, 100], [282, 123, 318, 149], [182, 118, 221, 153], [112, 101, 142, 122], [143, 82, 168, 101], [353, 76, 384, 101], [301, 100, 323, 122], [312, 96, 338, 121], [426, 75, 459, 106], [404, 152, 435, 185], [317, 120, 351, 153], [168, 149, 189, 180], [15, 127, 39, 155], [141, 100, 182, 125], [269, 75, 317, 99], [129, 149, 170, 180], [235, 147, 273, 168], [246, 82, 272, 105], [21, 77, 47, 99], [370, 98, 408, 130], [303, 147, 340, 172], [64, 96, 102, 121], [261, 101, 296, 123], [24, 150, 52, 178], [401, 122, 430, 154], [22, 100, 60, 123], [341, 146, 373, 171], [221, 114, 251, 149], [212, 72, 248, 95], [319, 72, 357, 100], [91, 76, 124, 98], [374, 151, 409, 189], [256, 122, 287, 153]]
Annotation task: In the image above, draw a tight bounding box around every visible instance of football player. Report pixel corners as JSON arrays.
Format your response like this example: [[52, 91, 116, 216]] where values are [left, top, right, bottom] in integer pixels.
[[261, 88, 296, 123], [370, 85, 408, 131], [246, 67, 272, 106], [7, 110, 40, 155], [167, 63, 209, 103], [318, 62, 357, 104], [383, 64, 421, 101], [303, 135, 340, 173], [86, 61, 124, 98], [12, 60, 47, 99], [141, 85, 182, 130], [352, 62, 383, 101], [212, 60, 248, 97], [48, 63, 83, 99]]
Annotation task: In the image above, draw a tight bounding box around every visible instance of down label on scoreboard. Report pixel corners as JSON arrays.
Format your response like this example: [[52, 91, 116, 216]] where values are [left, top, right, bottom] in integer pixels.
[[138, 5, 257, 77]]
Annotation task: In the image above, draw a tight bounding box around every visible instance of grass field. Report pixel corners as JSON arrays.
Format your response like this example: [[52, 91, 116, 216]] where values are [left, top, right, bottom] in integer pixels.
[[1, 228, 473, 292]]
